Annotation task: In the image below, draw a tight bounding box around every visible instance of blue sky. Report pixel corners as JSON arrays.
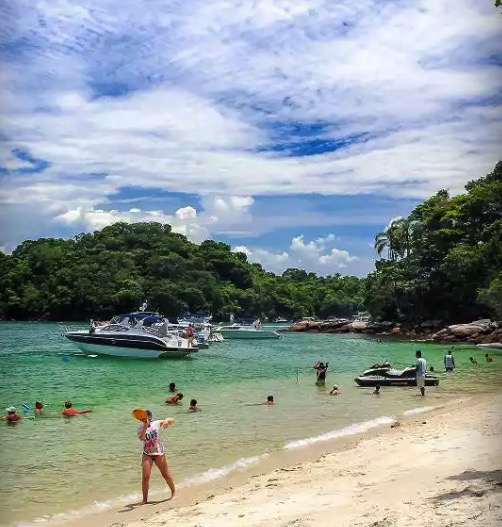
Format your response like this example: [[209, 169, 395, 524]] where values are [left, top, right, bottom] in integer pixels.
[[0, 1, 501, 276]]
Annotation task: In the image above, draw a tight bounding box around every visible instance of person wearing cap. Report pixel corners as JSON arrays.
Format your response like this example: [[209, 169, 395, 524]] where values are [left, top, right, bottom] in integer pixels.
[[137, 409, 176, 504], [61, 400, 92, 416], [3, 407, 22, 423], [329, 384, 341, 396]]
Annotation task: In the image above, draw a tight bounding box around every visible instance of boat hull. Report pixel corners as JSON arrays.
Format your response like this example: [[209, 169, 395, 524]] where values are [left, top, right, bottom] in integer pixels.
[[477, 343, 502, 350], [217, 330, 280, 340], [354, 375, 440, 387], [65, 333, 196, 359]]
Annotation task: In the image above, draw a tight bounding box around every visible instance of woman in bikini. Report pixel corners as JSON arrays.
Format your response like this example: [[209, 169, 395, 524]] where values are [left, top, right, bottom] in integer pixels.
[[138, 410, 176, 504]]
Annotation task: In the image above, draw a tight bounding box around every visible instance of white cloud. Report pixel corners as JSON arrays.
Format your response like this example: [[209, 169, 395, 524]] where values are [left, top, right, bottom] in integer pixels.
[[0, 0, 500, 256], [234, 234, 358, 275]]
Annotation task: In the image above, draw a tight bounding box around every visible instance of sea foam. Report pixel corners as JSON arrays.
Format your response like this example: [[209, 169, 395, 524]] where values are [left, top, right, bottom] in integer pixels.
[[284, 416, 395, 450], [403, 406, 437, 415]]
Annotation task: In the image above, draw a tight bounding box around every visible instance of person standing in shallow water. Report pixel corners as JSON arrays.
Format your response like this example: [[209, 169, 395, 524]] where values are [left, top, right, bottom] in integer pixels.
[[138, 410, 176, 504], [313, 361, 329, 386], [444, 350, 455, 372], [415, 350, 427, 396]]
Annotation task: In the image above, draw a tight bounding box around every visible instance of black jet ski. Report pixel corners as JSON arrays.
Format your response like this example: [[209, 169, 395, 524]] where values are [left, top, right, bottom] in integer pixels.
[[355, 363, 439, 387]]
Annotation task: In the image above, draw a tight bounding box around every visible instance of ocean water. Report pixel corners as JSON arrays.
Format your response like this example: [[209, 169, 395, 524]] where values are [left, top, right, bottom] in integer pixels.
[[1, 322, 501, 526]]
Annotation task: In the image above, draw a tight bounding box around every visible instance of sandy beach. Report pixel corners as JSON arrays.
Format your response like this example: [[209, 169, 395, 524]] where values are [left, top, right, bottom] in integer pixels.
[[69, 394, 502, 527]]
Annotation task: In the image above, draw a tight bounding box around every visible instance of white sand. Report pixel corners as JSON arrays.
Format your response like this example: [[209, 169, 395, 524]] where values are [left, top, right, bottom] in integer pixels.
[[74, 396, 502, 527]]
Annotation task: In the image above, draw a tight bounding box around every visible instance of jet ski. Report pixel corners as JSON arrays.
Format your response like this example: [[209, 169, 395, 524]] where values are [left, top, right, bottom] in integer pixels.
[[355, 363, 440, 387]]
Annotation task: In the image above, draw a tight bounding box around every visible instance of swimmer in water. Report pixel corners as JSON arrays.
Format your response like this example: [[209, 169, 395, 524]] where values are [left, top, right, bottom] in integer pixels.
[[2, 407, 23, 423], [329, 385, 341, 396], [485, 354, 494, 362], [166, 393, 184, 405], [373, 385, 381, 395], [35, 401, 44, 416], [168, 382, 177, 393], [264, 395, 274, 406], [61, 400, 92, 416], [469, 356, 478, 365], [188, 399, 198, 412]]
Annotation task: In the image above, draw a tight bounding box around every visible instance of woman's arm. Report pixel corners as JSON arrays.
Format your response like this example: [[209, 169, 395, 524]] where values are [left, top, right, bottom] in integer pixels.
[[160, 418, 175, 428], [138, 421, 149, 440]]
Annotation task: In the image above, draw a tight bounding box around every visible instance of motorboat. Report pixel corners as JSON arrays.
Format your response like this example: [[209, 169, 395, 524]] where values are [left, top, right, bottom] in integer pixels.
[[214, 320, 281, 340], [354, 362, 439, 387], [477, 343, 502, 350], [63, 312, 198, 359]]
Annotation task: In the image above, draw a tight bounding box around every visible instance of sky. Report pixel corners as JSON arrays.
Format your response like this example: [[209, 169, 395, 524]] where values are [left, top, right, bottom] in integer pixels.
[[0, 0, 501, 276]]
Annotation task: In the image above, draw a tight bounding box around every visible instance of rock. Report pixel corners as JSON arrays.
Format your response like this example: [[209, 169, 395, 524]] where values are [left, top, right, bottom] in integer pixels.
[[391, 327, 402, 334], [349, 320, 369, 332], [420, 320, 443, 329]]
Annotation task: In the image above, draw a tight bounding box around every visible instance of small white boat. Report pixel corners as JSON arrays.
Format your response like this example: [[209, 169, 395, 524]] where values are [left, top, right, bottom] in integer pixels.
[[214, 321, 281, 340], [477, 343, 502, 349]]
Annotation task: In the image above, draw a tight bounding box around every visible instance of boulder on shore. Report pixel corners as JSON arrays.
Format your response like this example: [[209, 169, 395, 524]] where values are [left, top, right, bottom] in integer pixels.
[[431, 319, 498, 341]]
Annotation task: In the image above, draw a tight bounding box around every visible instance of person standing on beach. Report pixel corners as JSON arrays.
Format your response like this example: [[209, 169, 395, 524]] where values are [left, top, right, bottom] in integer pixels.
[[138, 410, 176, 504], [444, 350, 455, 372], [415, 350, 427, 396], [313, 362, 329, 386]]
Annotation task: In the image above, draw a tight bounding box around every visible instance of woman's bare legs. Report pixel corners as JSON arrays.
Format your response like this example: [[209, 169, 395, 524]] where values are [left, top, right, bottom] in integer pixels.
[[141, 454, 154, 504], [155, 455, 176, 498]]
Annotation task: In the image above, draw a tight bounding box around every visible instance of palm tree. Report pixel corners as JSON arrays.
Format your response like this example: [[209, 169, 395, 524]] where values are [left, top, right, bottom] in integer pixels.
[[375, 218, 417, 260]]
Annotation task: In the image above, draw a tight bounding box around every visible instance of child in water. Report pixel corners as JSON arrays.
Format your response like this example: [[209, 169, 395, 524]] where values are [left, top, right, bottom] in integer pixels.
[[166, 393, 184, 405], [61, 400, 92, 416], [189, 399, 198, 412], [485, 354, 494, 362], [35, 401, 44, 415], [264, 395, 274, 406], [373, 385, 381, 395], [329, 385, 341, 396], [168, 382, 177, 393], [469, 357, 478, 365]]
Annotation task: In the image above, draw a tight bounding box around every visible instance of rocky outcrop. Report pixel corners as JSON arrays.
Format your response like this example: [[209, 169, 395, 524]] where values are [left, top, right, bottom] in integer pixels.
[[430, 319, 498, 342], [286, 317, 501, 344]]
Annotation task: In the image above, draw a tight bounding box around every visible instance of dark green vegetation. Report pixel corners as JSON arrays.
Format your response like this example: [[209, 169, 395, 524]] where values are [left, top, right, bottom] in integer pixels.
[[0, 162, 500, 323], [365, 162, 502, 323], [0, 226, 363, 321]]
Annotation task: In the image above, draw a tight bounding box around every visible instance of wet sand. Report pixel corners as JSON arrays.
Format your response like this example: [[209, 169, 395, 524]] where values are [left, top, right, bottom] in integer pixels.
[[69, 394, 502, 527]]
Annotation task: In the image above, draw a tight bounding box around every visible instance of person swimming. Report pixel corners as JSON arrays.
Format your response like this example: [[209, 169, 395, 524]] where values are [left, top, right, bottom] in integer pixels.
[[61, 400, 92, 416], [189, 399, 198, 412], [168, 382, 177, 393], [329, 385, 341, 396], [3, 406, 23, 423], [264, 395, 274, 406], [373, 385, 381, 395], [485, 354, 494, 362], [35, 401, 44, 415], [469, 357, 478, 365], [166, 393, 184, 405]]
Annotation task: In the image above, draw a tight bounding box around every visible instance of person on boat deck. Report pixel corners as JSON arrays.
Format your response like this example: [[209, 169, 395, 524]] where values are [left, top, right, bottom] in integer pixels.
[[189, 399, 198, 412], [485, 354, 494, 362], [138, 409, 176, 504], [313, 362, 329, 386], [61, 400, 92, 416], [415, 350, 427, 396], [329, 385, 341, 396], [2, 407, 23, 423], [264, 395, 274, 406], [168, 382, 177, 393], [185, 324, 195, 348], [444, 350, 455, 372], [373, 385, 381, 395], [469, 356, 478, 365], [166, 393, 184, 405], [35, 401, 44, 415]]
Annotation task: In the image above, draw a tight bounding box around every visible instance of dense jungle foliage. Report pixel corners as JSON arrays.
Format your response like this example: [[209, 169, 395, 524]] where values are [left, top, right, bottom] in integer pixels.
[[365, 161, 502, 323], [0, 225, 363, 321], [0, 162, 500, 323]]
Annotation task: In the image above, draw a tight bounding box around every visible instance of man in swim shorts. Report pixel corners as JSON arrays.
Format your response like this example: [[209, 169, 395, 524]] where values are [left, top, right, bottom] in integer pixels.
[[415, 350, 427, 396], [138, 410, 176, 503]]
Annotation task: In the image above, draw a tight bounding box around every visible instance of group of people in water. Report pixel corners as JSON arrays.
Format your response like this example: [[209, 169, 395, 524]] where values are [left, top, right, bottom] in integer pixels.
[[2, 400, 92, 423]]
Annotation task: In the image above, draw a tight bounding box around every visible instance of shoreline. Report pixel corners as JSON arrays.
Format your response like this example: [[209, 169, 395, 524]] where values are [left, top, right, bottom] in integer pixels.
[[63, 394, 502, 527]]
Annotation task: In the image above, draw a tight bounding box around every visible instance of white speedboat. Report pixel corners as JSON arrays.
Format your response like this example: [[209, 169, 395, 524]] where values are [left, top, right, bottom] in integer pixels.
[[214, 322, 281, 340], [477, 343, 502, 349], [63, 312, 198, 358]]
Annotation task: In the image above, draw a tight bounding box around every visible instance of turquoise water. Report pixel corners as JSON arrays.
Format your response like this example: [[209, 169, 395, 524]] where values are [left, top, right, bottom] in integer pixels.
[[1, 322, 501, 526]]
